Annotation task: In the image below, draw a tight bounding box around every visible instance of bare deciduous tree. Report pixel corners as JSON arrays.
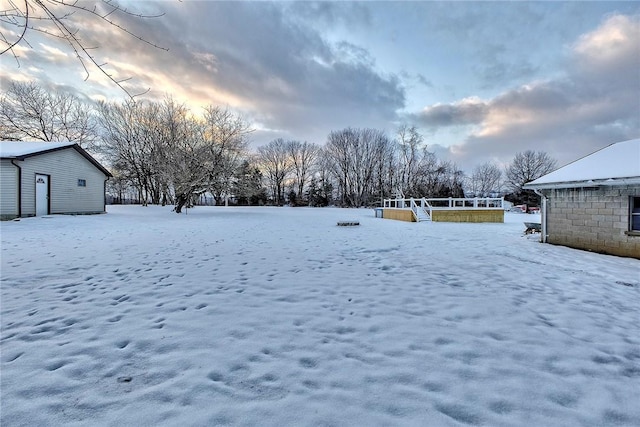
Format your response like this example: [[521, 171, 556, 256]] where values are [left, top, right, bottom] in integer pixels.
[[1, 1, 167, 98], [287, 140, 319, 204], [505, 150, 557, 192], [200, 106, 251, 205], [325, 127, 394, 207], [308, 148, 336, 206], [97, 99, 165, 204], [98, 99, 251, 212], [469, 161, 502, 197], [0, 81, 97, 145], [399, 149, 464, 198], [324, 128, 355, 206], [165, 106, 250, 213], [505, 150, 557, 205], [396, 124, 423, 197], [257, 138, 293, 206], [372, 131, 397, 203]]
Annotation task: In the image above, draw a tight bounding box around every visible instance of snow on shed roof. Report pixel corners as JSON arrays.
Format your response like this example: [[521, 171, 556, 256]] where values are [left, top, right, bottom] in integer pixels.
[[0, 141, 112, 177], [0, 141, 76, 157], [525, 138, 640, 189]]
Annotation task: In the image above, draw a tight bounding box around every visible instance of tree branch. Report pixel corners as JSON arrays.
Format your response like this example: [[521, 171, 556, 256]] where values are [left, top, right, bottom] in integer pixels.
[[0, 0, 168, 99]]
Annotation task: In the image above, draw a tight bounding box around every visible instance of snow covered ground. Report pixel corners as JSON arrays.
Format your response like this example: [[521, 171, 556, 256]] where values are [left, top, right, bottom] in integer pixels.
[[1, 206, 639, 427]]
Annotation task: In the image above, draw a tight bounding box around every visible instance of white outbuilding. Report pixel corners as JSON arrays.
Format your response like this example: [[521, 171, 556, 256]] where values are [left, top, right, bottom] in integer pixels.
[[0, 141, 112, 220]]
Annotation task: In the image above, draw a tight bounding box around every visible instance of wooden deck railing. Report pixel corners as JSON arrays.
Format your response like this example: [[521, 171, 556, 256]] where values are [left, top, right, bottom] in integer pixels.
[[383, 197, 504, 218]]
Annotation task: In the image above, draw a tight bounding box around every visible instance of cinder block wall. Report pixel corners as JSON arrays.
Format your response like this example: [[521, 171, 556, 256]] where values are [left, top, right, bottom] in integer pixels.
[[545, 185, 640, 259], [382, 209, 416, 222], [431, 209, 504, 223]]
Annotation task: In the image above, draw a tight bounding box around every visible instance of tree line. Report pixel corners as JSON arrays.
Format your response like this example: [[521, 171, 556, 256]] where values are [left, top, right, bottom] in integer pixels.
[[0, 81, 556, 210]]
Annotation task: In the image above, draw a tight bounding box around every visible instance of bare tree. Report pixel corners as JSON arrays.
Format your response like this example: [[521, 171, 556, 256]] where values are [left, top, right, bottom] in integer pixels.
[[407, 150, 465, 198], [325, 127, 394, 207], [324, 128, 355, 206], [469, 161, 502, 197], [106, 171, 136, 204], [153, 97, 193, 205], [446, 164, 466, 198], [200, 106, 251, 205], [505, 150, 557, 205], [1, 1, 167, 98], [370, 129, 396, 202], [98, 99, 251, 212], [0, 81, 97, 145], [168, 106, 250, 213], [257, 138, 293, 206], [396, 124, 424, 197], [308, 148, 336, 206], [164, 120, 209, 212], [287, 140, 319, 204], [97, 99, 165, 204], [505, 150, 557, 192]]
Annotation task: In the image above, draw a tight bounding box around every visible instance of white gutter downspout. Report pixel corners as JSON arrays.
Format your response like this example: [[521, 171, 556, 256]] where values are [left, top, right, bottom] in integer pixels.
[[533, 189, 548, 243]]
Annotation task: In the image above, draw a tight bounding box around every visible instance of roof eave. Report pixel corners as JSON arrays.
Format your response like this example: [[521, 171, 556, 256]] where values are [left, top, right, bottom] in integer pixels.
[[1, 143, 112, 177], [70, 145, 113, 177], [524, 177, 640, 190]]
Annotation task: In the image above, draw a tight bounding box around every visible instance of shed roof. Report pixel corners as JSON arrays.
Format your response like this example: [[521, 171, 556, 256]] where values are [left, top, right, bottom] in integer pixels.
[[524, 138, 640, 189], [0, 141, 112, 177], [0, 141, 76, 157]]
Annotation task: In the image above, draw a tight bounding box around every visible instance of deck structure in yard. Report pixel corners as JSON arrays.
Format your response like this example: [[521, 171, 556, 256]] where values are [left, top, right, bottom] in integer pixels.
[[380, 197, 505, 223]]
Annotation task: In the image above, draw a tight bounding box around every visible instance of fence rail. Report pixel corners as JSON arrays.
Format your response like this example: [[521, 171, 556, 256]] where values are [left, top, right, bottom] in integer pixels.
[[383, 197, 504, 210]]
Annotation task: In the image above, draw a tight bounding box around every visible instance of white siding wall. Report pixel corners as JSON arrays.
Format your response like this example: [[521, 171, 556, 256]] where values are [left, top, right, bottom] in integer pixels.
[[19, 148, 108, 216], [0, 159, 19, 219]]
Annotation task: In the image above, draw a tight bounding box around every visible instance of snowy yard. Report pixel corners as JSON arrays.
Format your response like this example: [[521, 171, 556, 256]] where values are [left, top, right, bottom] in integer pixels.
[[1, 206, 639, 427]]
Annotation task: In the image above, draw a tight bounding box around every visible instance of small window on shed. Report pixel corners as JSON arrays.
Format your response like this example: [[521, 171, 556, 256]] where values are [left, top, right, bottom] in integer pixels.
[[631, 197, 640, 231], [78, 179, 86, 187]]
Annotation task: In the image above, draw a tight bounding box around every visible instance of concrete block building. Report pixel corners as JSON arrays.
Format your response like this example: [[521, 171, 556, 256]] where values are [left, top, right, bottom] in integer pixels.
[[524, 138, 640, 259]]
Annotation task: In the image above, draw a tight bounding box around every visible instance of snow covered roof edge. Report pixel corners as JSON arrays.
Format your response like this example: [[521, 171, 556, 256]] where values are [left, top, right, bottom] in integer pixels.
[[0, 141, 112, 177], [0, 141, 75, 157], [524, 138, 640, 189]]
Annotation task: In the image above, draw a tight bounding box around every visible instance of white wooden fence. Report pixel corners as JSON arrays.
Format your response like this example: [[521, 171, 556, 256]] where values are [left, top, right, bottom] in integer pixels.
[[382, 197, 504, 222]]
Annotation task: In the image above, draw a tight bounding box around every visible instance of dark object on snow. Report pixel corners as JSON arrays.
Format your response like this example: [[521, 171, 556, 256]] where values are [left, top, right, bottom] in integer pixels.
[[117, 376, 132, 383], [337, 221, 360, 226], [524, 222, 541, 234], [615, 281, 635, 287]]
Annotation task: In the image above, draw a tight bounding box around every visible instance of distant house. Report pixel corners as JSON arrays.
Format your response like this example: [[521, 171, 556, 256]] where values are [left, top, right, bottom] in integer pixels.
[[0, 142, 112, 220], [524, 138, 640, 259]]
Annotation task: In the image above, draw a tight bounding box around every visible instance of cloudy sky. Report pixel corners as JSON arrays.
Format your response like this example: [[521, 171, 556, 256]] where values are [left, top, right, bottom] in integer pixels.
[[2, 1, 639, 171]]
